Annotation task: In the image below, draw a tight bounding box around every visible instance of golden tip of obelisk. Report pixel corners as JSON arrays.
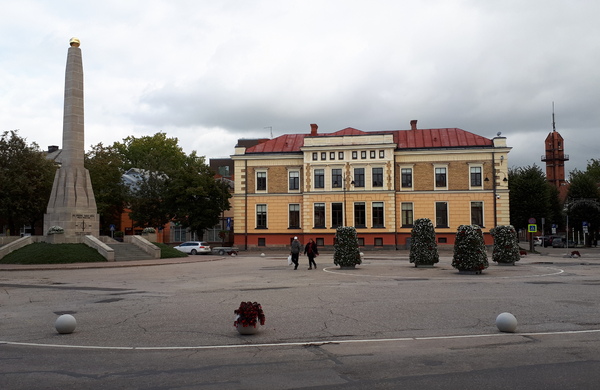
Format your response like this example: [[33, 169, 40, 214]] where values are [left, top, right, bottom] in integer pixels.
[[69, 37, 80, 47]]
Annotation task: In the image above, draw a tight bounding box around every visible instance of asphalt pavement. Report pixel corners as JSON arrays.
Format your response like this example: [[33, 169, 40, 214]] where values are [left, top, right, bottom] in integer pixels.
[[1, 246, 600, 389]]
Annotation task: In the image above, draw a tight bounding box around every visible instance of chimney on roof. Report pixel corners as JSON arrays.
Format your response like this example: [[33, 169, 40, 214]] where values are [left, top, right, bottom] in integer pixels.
[[310, 123, 318, 136], [48, 145, 59, 153], [410, 120, 418, 130]]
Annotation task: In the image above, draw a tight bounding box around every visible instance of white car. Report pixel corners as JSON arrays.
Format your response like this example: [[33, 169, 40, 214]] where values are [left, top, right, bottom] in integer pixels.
[[173, 241, 211, 255]]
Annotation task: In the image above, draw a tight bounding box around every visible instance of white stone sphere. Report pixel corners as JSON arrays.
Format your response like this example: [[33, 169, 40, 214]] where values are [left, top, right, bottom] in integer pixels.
[[260, 253, 265, 257], [55, 314, 77, 334], [496, 312, 517, 333]]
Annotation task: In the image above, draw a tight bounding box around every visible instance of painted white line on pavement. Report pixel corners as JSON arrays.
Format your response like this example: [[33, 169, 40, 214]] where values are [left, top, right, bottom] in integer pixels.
[[322, 264, 565, 279], [2, 329, 599, 351]]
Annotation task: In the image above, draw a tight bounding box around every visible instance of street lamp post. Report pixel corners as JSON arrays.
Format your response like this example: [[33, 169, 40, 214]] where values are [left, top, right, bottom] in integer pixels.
[[336, 174, 354, 227], [345, 175, 355, 226]]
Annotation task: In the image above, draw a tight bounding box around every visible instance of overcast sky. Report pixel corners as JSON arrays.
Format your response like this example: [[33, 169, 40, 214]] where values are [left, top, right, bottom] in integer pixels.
[[2, 0, 599, 174]]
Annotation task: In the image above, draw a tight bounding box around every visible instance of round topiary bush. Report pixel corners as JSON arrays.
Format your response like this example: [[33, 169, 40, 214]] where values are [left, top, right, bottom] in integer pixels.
[[333, 226, 362, 268], [409, 218, 439, 267], [452, 224, 489, 272], [490, 225, 520, 264]]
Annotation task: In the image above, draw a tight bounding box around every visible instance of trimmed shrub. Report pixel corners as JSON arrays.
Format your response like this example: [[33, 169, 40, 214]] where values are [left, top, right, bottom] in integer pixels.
[[490, 225, 520, 264], [333, 226, 362, 268], [452, 225, 489, 271], [409, 218, 439, 266]]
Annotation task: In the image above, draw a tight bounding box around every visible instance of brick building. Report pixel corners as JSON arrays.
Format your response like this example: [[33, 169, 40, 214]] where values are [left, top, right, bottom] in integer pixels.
[[231, 121, 511, 250]]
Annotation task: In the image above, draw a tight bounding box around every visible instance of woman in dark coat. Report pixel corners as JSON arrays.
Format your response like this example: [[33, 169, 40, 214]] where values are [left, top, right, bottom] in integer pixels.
[[304, 239, 319, 270]]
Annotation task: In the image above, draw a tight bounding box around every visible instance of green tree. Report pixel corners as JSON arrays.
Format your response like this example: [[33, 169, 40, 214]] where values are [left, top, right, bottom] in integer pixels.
[[566, 169, 600, 244], [0, 130, 56, 235], [508, 164, 559, 234], [85, 143, 127, 234], [583, 159, 600, 183], [169, 154, 231, 238], [111, 133, 230, 235]]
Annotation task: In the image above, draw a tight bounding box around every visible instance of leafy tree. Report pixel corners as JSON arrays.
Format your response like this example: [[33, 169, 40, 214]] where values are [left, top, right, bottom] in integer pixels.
[[85, 143, 127, 234], [583, 159, 600, 183], [0, 130, 56, 235], [566, 169, 600, 244], [168, 154, 231, 238], [109, 133, 230, 235], [508, 164, 559, 234]]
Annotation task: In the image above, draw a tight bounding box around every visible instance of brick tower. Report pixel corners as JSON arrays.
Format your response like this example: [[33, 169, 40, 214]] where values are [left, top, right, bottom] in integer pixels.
[[541, 106, 569, 201]]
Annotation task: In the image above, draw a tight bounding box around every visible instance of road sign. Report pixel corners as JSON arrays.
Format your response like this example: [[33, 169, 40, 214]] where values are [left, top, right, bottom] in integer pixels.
[[528, 218, 536, 224], [528, 224, 537, 233], [109, 224, 116, 231]]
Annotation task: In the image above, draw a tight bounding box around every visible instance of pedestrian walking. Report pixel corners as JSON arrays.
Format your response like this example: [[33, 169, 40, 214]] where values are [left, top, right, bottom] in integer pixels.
[[290, 236, 302, 270], [304, 238, 319, 269]]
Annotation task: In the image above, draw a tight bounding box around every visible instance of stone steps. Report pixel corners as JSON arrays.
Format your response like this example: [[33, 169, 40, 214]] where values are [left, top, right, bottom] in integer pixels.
[[109, 243, 152, 261]]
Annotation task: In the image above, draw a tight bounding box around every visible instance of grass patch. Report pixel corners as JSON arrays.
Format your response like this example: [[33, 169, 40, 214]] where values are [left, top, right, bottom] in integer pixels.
[[0, 242, 107, 264], [153, 242, 189, 259], [1, 241, 189, 264]]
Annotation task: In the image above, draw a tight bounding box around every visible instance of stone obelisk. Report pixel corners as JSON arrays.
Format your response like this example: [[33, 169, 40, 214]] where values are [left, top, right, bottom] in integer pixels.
[[44, 38, 99, 240]]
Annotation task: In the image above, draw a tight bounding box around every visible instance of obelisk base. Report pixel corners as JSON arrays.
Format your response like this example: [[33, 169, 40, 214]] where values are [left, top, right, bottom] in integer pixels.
[[44, 165, 99, 238]]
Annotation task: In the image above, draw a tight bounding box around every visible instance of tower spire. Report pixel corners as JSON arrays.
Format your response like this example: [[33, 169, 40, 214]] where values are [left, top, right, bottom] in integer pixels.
[[552, 101, 556, 132]]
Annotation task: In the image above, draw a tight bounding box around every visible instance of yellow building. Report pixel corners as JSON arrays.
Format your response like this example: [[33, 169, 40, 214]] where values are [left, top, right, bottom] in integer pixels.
[[232, 121, 510, 250]]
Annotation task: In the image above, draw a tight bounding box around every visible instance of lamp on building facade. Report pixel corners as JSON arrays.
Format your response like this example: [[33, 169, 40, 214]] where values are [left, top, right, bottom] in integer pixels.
[[334, 174, 354, 226]]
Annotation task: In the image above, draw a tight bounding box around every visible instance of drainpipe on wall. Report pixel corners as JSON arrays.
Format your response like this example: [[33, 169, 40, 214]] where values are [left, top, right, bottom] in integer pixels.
[[492, 152, 497, 228], [244, 159, 248, 250], [394, 162, 399, 250]]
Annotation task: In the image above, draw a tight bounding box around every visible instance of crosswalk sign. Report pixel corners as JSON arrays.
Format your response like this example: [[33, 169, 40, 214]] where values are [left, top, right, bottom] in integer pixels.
[[528, 224, 537, 233]]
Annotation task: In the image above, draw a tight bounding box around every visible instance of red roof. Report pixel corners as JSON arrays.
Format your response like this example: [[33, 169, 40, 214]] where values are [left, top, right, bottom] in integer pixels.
[[245, 127, 492, 154]]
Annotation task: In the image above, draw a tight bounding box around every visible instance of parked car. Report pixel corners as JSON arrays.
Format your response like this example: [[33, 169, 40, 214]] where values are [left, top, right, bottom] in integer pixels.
[[533, 236, 545, 246], [551, 238, 577, 248], [173, 241, 211, 255], [543, 236, 561, 247]]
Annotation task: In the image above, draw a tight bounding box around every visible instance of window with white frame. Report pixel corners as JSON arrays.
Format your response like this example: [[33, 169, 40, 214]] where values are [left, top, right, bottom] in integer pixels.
[[314, 169, 325, 189], [470, 166, 483, 187], [354, 167, 365, 187], [401, 203, 413, 226], [372, 167, 383, 187], [288, 170, 299, 191], [372, 202, 384, 227], [401, 168, 413, 188], [471, 201, 484, 227], [314, 203, 325, 228], [435, 202, 448, 227], [332, 203, 343, 228], [332, 168, 342, 188], [256, 171, 267, 191], [289, 204, 300, 228], [354, 202, 366, 227], [435, 166, 447, 189], [256, 204, 267, 228]]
